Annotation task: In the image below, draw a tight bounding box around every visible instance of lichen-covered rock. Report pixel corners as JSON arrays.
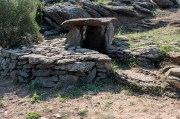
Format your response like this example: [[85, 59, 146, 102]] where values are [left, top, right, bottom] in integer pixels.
[[165, 68, 180, 89], [167, 52, 180, 64]]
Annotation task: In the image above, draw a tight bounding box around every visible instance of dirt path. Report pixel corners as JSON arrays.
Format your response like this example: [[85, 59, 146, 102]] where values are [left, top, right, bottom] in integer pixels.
[[0, 77, 180, 119]]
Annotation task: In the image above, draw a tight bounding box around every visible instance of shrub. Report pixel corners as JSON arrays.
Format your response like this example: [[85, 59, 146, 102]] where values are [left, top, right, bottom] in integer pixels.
[[36, 1, 44, 26], [0, 0, 42, 48], [25, 112, 41, 119]]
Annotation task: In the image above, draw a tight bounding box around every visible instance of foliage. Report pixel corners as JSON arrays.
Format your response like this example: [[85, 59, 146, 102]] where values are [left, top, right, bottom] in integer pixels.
[[30, 92, 40, 103], [0, 99, 4, 107], [28, 83, 43, 90], [0, 0, 42, 48], [25, 112, 41, 119], [54, 0, 63, 3], [42, 104, 49, 109], [30, 92, 47, 103], [77, 78, 103, 93], [105, 102, 113, 108], [78, 109, 88, 116], [13, 78, 22, 85], [129, 61, 137, 68], [123, 27, 180, 54], [110, 61, 118, 75], [36, 1, 44, 25]]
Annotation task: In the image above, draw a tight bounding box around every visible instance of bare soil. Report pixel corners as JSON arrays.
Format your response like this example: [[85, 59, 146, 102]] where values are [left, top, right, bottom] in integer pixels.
[[1, 76, 180, 119]]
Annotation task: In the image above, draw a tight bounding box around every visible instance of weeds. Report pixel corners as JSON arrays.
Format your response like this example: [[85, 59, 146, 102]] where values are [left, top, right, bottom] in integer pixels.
[[28, 83, 43, 90], [110, 61, 118, 76], [60, 97, 67, 102], [58, 89, 81, 102], [130, 101, 135, 106], [13, 78, 22, 85], [105, 102, 113, 108], [30, 92, 47, 103], [25, 112, 41, 119], [42, 104, 49, 109], [83, 94, 92, 99], [0, 99, 4, 107], [118, 105, 123, 109], [78, 109, 88, 116], [129, 61, 137, 68], [78, 79, 103, 93]]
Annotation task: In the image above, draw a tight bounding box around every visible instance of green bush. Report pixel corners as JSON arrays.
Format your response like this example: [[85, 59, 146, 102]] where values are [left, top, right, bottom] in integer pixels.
[[25, 112, 41, 119], [36, 1, 44, 25], [0, 0, 42, 48]]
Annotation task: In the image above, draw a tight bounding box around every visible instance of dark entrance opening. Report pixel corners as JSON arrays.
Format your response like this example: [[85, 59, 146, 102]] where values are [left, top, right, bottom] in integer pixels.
[[84, 26, 105, 53]]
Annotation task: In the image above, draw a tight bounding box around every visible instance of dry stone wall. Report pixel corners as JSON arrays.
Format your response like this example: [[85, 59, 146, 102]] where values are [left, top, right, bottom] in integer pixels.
[[0, 39, 111, 87]]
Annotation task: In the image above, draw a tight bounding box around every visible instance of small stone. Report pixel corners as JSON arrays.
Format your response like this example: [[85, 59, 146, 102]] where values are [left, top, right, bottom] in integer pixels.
[[19, 70, 30, 77], [97, 73, 107, 79], [87, 91, 96, 95], [36, 64, 55, 69], [17, 76, 29, 83], [9, 62, 16, 70], [41, 117, 48, 119], [97, 68, 107, 73], [56, 59, 76, 65], [23, 64, 32, 69], [32, 69, 51, 77], [85, 68, 96, 83], [50, 70, 67, 75], [17, 61, 27, 65], [68, 46, 76, 50], [94, 77, 101, 81], [53, 114, 62, 119], [2, 50, 11, 57]]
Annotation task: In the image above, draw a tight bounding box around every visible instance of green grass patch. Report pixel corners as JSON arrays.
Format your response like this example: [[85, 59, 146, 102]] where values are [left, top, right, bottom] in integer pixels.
[[105, 101, 113, 108], [116, 27, 180, 54], [42, 104, 49, 109], [0, 99, 4, 107], [30, 92, 47, 103], [25, 112, 41, 119], [78, 109, 88, 116]]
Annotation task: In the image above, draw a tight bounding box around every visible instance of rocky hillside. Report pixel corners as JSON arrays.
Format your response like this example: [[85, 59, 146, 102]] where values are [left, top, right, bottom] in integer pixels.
[[41, 0, 179, 35]]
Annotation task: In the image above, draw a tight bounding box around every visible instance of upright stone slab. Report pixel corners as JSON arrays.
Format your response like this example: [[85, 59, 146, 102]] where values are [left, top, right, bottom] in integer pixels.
[[66, 26, 81, 47], [105, 22, 115, 52]]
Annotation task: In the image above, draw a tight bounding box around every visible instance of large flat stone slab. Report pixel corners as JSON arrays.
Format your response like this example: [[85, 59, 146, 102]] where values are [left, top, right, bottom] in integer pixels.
[[61, 17, 118, 26]]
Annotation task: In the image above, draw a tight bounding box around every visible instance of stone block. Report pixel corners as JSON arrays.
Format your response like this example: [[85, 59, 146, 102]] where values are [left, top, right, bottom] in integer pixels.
[[59, 75, 79, 85], [32, 69, 51, 77], [31, 75, 59, 88]]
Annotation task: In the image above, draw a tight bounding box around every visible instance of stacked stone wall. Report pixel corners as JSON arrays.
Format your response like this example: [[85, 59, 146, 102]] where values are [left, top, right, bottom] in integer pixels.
[[0, 39, 111, 87]]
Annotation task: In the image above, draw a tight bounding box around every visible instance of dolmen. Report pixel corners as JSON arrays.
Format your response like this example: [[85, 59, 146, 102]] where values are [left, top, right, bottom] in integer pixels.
[[61, 17, 118, 53]]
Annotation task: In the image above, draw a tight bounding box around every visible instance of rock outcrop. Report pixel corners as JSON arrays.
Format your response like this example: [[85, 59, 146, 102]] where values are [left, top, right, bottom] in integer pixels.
[[152, 0, 174, 8], [165, 67, 180, 89]]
